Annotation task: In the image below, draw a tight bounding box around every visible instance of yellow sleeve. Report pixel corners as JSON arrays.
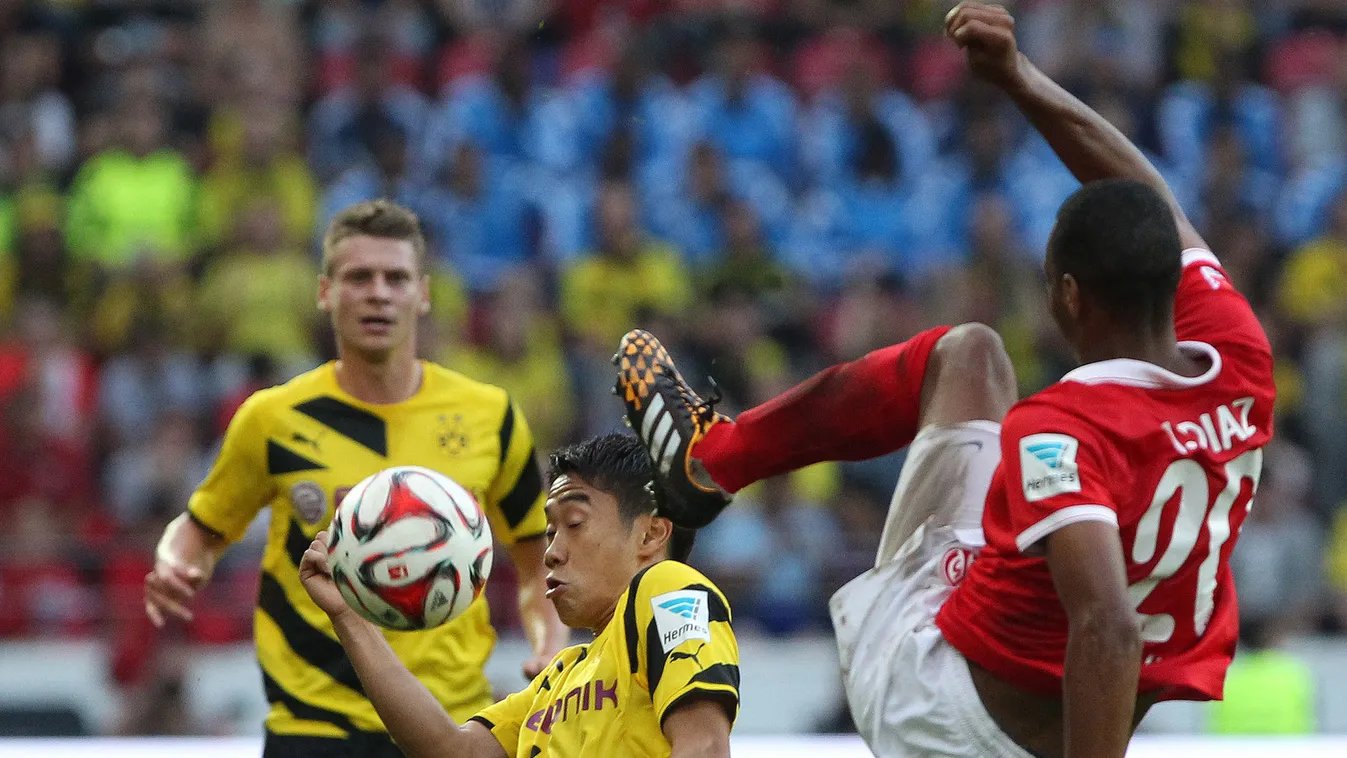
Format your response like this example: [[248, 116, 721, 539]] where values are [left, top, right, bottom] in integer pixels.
[[186, 393, 277, 543], [469, 656, 550, 756], [628, 561, 740, 728], [483, 397, 547, 545]]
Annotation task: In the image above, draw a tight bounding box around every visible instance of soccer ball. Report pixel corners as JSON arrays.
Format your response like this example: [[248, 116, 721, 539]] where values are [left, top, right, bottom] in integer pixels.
[[328, 466, 494, 630]]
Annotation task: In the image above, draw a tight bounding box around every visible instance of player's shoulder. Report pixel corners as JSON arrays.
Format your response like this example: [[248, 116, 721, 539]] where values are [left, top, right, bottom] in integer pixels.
[[422, 361, 510, 409], [229, 364, 338, 422], [630, 561, 732, 623], [1004, 387, 1096, 432]]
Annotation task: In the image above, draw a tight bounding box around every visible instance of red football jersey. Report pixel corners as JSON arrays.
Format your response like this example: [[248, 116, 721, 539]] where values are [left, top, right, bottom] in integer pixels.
[[936, 248, 1275, 701]]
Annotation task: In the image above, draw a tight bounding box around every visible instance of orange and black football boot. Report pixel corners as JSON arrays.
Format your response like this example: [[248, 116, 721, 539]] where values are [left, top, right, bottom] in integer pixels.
[[612, 329, 733, 528]]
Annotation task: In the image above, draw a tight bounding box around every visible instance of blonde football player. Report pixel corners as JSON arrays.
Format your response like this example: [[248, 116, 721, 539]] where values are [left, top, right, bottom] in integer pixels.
[[143, 200, 569, 757]]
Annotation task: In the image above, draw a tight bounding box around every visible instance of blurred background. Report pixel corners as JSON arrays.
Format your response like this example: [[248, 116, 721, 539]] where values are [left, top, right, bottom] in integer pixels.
[[1, 0, 1347, 743]]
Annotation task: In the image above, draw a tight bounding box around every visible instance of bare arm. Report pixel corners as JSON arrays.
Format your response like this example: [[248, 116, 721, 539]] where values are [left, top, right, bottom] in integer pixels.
[[508, 535, 570, 679], [946, 2, 1208, 252], [300, 536, 508, 758], [663, 699, 732, 758], [144, 513, 229, 627], [1046, 521, 1142, 758]]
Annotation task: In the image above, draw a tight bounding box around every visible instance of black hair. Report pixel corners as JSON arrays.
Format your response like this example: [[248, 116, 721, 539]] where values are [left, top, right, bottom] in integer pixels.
[[1048, 179, 1182, 332], [547, 433, 697, 562]]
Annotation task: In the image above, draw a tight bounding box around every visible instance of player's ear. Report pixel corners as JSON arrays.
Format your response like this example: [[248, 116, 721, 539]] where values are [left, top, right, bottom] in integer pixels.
[[640, 513, 673, 561], [318, 275, 332, 312], [418, 273, 431, 316], [1061, 273, 1081, 320]]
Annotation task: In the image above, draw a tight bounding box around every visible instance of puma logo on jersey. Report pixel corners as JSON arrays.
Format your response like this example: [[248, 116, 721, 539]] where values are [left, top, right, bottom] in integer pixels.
[[1161, 397, 1257, 455], [1019, 433, 1081, 502]]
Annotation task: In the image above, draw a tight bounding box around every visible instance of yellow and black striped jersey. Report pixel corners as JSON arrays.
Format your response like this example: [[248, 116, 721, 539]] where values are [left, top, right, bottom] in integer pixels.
[[472, 561, 739, 757], [188, 361, 546, 738]]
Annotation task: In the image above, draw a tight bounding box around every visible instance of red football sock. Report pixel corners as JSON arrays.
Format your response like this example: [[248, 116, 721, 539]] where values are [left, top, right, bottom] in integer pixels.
[[695, 326, 952, 493]]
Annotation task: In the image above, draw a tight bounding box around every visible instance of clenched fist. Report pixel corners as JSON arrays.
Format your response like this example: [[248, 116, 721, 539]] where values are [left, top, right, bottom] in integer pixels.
[[945, 2, 1025, 91], [298, 530, 355, 621]]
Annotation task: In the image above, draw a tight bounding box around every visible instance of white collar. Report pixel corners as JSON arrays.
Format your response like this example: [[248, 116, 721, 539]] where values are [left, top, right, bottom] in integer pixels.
[[1059, 341, 1222, 390]]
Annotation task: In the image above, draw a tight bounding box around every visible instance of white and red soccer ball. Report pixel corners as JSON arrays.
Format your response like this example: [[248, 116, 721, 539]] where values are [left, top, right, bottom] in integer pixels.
[[328, 466, 493, 630]]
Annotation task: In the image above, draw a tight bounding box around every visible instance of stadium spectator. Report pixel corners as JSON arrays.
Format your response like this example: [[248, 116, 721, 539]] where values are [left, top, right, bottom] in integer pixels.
[[446, 268, 575, 453], [64, 99, 197, 272], [418, 141, 535, 293], [197, 103, 316, 254], [195, 198, 321, 373], [308, 38, 430, 182], [560, 180, 691, 350]]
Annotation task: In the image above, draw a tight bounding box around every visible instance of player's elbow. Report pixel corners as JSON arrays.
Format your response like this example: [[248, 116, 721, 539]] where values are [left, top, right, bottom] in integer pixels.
[[1074, 603, 1142, 658], [670, 730, 730, 758]]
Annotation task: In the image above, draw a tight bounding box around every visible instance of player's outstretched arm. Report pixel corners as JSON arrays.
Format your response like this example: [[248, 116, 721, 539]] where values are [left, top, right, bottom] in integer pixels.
[[1046, 521, 1142, 758], [945, 2, 1207, 252], [298, 534, 508, 758], [663, 699, 732, 758]]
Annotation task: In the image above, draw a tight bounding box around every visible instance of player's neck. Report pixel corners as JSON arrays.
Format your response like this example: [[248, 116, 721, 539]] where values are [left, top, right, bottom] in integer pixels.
[[334, 351, 424, 405], [1078, 325, 1200, 376]]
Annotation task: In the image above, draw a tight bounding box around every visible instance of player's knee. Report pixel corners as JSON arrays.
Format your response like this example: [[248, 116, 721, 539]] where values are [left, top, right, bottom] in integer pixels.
[[933, 323, 1017, 410]]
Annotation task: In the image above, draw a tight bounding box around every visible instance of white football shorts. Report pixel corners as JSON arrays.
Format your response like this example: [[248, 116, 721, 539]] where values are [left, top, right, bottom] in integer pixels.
[[829, 421, 1035, 758]]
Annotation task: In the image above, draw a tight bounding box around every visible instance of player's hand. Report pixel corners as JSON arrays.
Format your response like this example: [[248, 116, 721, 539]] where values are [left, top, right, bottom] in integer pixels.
[[945, 2, 1024, 90], [144, 552, 209, 628], [298, 532, 352, 620]]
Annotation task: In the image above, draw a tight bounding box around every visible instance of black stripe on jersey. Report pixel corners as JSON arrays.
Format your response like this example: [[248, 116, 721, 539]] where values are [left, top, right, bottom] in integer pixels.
[[681, 584, 731, 624], [258, 571, 365, 696], [658, 677, 740, 728], [267, 440, 326, 476], [498, 449, 543, 529], [285, 517, 313, 569], [467, 716, 495, 730], [187, 511, 226, 540], [623, 565, 655, 673], [530, 747, 542, 757], [262, 671, 357, 734], [689, 662, 740, 690], [295, 396, 388, 457], [497, 400, 515, 464]]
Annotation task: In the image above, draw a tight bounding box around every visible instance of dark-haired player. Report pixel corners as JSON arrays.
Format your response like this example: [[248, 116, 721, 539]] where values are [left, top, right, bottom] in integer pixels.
[[614, 4, 1274, 757], [299, 433, 739, 758]]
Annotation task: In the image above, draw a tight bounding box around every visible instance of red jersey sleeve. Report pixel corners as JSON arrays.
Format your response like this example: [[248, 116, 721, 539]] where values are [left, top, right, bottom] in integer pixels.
[[1174, 248, 1271, 358], [1000, 403, 1119, 554]]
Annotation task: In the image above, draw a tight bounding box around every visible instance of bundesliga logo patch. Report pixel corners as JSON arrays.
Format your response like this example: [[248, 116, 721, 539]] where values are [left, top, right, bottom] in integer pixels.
[[1019, 433, 1081, 502], [651, 589, 710, 653]]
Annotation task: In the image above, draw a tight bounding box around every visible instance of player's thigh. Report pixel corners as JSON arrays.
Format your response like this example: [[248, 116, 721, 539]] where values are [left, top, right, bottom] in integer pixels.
[[919, 322, 1017, 430], [864, 625, 1037, 758], [873, 420, 1000, 569]]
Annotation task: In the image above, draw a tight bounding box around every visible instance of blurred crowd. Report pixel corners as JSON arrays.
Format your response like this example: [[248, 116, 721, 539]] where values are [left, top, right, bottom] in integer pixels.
[[4, 0, 1347, 730]]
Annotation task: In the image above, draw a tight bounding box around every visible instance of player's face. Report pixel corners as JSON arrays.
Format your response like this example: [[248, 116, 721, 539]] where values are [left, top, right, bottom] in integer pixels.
[[319, 235, 429, 362], [542, 475, 659, 631]]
